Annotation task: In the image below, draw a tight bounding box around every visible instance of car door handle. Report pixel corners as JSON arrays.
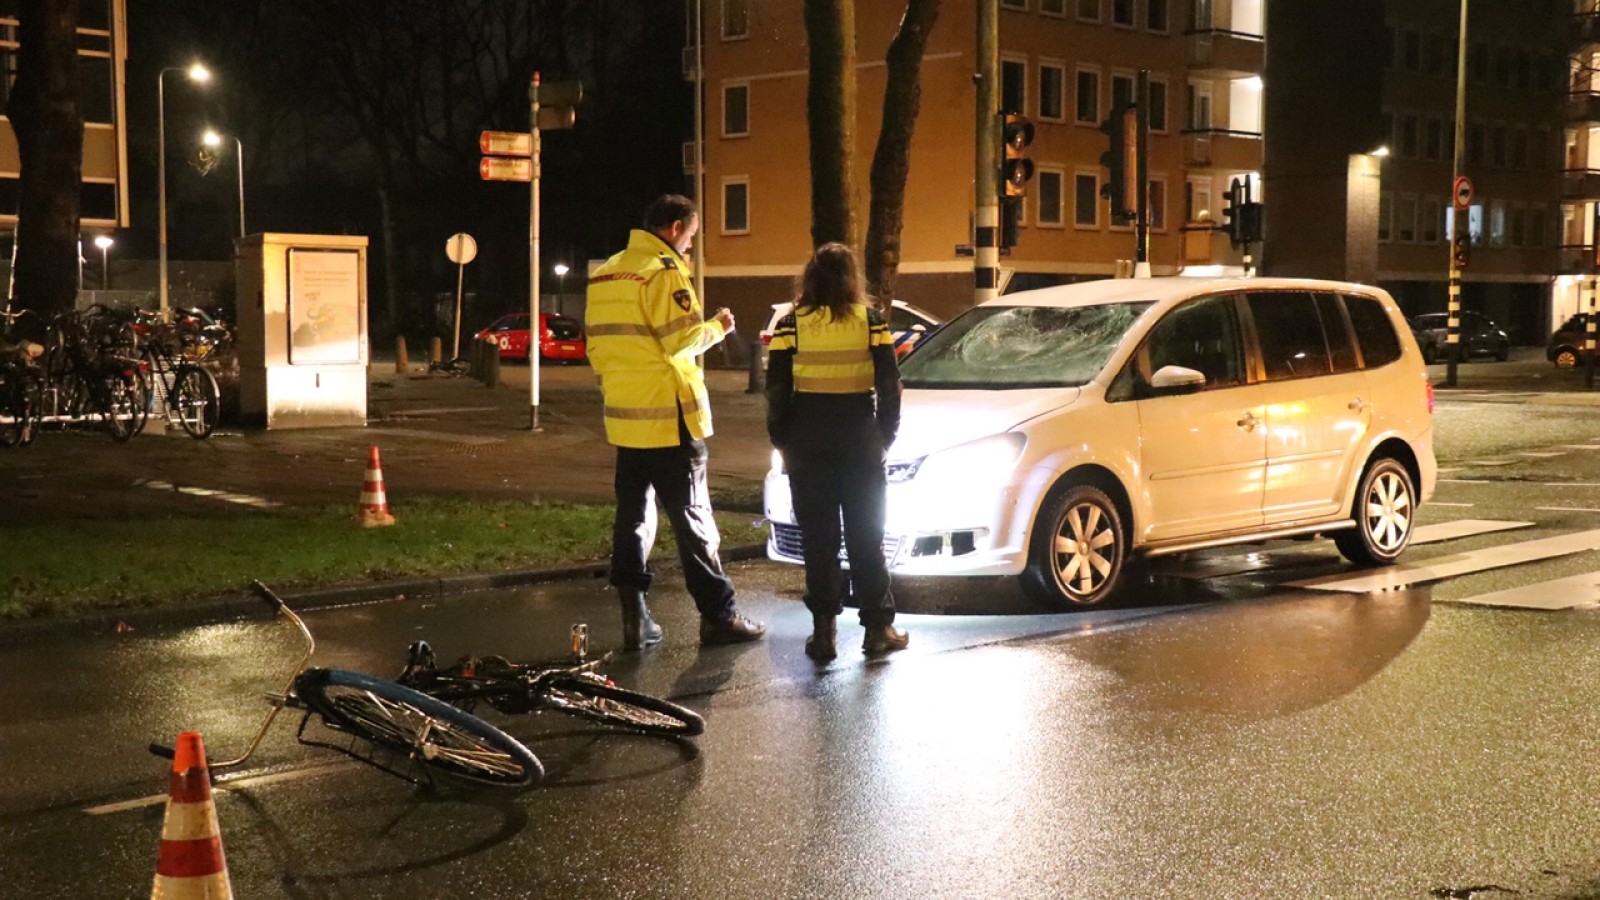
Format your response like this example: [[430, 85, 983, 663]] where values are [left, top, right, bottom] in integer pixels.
[[1237, 411, 1260, 432], [1348, 396, 1367, 412]]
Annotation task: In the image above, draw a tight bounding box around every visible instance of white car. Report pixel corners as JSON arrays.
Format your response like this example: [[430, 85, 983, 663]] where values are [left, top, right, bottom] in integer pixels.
[[763, 277, 1437, 607], [761, 298, 940, 359]]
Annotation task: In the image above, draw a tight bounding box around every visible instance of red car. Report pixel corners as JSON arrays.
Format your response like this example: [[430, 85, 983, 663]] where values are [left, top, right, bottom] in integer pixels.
[[475, 312, 587, 363]]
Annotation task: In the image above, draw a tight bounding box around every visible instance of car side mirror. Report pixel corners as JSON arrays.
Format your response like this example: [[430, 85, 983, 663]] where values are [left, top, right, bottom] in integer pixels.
[[1148, 364, 1207, 395]]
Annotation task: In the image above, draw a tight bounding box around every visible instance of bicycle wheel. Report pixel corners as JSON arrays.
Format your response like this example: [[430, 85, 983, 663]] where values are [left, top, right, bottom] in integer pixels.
[[295, 668, 542, 787], [101, 373, 139, 443], [546, 677, 706, 737], [170, 365, 219, 439], [0, 367, 34, 448]]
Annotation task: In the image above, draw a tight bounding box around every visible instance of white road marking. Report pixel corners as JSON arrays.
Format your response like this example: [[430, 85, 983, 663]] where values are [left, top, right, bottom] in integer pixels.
[[1465, 460, 1515, 466], [1543, 482, 1600, 487], [84, 761, 350, 816], [382, 406, 498, 416], [1167, 519, 1530, 580], [1290, 528, 1600, 593], [1561, 445, 1600, 450], [1446, 571, 1600, 610], [1440, 478, 1491, 484], [1535, 506, 1600, 514], [1517, 451, 1568, 458], [135, 479, 281, 509], [1427, 501, 1475, 507]]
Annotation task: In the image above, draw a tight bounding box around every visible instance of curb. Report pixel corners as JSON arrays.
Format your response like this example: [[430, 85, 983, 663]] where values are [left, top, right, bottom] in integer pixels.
[[0, 543, 771, 646]]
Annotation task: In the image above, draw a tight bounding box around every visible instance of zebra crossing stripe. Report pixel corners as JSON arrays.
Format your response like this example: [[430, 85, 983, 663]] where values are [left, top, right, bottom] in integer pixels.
[[1445, 571, 1600, 610], [1289, 528, 1600, 593]]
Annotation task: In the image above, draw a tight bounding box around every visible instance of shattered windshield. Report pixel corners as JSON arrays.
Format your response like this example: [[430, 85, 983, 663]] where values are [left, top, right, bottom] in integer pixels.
[[899, 302, 1154, 389]]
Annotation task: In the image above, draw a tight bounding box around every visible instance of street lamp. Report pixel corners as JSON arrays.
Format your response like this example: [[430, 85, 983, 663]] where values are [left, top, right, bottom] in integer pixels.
[[159, 62, 211, 323], [553, 262, 569, 314], [202, 129, 246, 239], [94, 235, 113, 290]]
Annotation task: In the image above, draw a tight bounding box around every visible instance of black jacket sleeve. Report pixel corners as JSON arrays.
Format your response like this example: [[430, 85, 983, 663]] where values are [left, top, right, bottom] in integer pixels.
[[869, 309, 902, 449], [764, 313, 797, 447]]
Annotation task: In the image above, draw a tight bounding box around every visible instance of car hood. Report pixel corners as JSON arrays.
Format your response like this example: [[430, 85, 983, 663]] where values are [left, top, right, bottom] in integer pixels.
[[889, 387, 1080, 461]]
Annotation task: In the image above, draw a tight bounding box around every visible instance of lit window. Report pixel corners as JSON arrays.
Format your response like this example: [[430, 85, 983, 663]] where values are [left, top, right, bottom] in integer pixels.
[[1489, 200, 1506, 247], [1148, 178, 1166, 231]]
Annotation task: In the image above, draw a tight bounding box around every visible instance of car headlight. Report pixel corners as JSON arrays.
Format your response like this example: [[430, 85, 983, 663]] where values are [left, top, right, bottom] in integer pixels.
[[770, 448, 785, 475], [890, 433, 1026, 485]]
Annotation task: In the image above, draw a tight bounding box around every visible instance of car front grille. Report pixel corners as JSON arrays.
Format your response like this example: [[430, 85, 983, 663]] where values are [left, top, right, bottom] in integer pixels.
[[770, 522, 900, 566]]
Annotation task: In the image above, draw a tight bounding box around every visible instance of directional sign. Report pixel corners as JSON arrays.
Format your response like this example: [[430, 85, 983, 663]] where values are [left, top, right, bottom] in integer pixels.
[[480, 131, 531, 157], [480, 157, 533, 182], [1452, 175, 1474, 210]]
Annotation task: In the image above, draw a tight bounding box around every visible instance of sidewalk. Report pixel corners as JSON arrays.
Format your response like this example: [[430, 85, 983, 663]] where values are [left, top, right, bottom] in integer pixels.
[[1, 361, 772, 527]]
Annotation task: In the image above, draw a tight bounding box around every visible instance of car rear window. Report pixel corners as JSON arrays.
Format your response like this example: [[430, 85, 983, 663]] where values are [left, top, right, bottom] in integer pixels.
[[1344, 294, 1402, 367]]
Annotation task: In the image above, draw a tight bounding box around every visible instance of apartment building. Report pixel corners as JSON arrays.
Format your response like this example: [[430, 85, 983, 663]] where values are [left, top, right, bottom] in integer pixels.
[[692, 0, 1264, 325], [0, 0, 130, 229], [1264, 0, 1567, 344]]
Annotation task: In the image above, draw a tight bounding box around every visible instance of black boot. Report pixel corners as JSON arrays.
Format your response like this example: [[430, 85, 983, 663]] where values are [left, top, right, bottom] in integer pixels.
[[804, 615, 837, 662], [862, 624, 909, 655], [618, 588, 664, 650]]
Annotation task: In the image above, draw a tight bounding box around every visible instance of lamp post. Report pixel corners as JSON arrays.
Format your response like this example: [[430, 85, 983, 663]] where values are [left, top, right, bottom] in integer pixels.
[[94, 235, 113, 290], [202, 129, 246, 239], [159, 62, 210, 323], [553, 262, 569, 314]]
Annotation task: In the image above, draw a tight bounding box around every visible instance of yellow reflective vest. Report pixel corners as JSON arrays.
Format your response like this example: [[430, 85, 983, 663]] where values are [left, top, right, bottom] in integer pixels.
[[585, 230, 727, 448], [767, 304, 892, 393]]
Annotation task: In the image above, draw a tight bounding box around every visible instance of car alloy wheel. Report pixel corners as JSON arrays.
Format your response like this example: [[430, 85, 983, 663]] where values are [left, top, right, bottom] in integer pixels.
[[1023, 483, 1125, 608], [1555, 348, 1579, 369], [1333, 457, 1414, 566]]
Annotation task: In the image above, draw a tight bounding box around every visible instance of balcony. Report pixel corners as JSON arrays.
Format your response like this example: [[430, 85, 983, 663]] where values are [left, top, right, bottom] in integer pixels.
[[1560, 244, 1597, 275], [1570, 92, 1600, 123], [1181, 128, 1264, 170], [1185, 29, 1264, 78], [1565, 168, 1600, 201]]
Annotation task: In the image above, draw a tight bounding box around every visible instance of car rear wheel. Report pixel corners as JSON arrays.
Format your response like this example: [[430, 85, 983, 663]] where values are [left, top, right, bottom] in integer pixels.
[[1333, 457, 1415, 567], [1555, 347, 1579, 369], [1021, 484, 1125, 608]]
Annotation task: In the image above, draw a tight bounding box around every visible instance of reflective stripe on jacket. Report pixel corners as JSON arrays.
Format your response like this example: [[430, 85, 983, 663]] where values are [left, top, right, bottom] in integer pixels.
[[765, 304, 902, 448], [586, 230, 726, 448]]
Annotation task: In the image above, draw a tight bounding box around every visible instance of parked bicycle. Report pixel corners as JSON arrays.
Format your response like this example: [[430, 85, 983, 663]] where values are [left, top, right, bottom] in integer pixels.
[[139, 321, 220, 439], [150, 582, 703, 789], [34, 305, 146, 442], [0, 309, 43, 448]]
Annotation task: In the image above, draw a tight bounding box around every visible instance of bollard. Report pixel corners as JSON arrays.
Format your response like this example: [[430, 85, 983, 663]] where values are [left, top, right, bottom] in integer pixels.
[[429, 336, 443, 365], [483, 338, 501, 387], [395, 336, 409, 373]]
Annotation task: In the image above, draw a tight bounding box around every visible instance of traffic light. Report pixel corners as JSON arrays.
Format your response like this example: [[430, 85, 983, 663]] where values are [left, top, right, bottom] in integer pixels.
[[534, 78, 582, 130], [1001, 113, 1035, 198], [1098, 104, 1136, 224], [1452, 231, 1471, 270], [1221, 177, 1262, 248]]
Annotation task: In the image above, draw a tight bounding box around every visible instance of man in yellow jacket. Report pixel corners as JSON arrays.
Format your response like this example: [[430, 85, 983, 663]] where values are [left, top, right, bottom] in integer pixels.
[[586, 195, 766, 650]]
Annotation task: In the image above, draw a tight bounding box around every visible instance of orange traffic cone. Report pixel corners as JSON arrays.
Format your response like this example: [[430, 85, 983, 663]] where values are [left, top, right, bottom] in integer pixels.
[[151, 731, 232, 899], [356, 445, 396, 527]]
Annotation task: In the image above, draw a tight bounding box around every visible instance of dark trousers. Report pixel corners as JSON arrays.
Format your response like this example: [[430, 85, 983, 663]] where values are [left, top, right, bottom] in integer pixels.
[[784, 414, 894, 628], [610, 418, 736, 621]]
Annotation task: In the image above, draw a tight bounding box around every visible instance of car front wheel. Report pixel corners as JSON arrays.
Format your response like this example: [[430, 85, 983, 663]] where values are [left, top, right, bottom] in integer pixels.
[[1333, 457, 1415, 567], [1554, 347, 1579, 369], [1022, 484, 1125, 608]]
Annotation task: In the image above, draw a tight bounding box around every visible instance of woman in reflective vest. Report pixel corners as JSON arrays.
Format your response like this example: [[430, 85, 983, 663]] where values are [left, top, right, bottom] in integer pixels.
[[765, 242, 905, 660]]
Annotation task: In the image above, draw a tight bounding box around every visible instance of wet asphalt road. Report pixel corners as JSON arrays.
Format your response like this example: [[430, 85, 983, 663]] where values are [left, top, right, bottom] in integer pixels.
[[13, 368, 1600, 896]]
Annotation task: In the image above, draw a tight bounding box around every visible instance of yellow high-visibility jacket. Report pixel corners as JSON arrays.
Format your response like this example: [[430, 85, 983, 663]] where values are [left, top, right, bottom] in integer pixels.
[[585, 230, 726, 448]]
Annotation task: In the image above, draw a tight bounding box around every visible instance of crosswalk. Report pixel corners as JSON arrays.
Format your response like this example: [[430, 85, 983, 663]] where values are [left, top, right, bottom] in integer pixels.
[[1170, 516, 1600, 611]]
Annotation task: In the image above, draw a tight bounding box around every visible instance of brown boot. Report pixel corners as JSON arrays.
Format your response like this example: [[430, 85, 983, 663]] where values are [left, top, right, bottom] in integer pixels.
[[862, 624, 909, 655], [618, 588, 664, 650], [804, 615, 837, 661], [699, 610, 766, 646]]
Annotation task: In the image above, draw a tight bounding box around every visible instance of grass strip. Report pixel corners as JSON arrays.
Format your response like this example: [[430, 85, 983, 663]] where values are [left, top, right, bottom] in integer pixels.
[[0, 497, 767, 619]]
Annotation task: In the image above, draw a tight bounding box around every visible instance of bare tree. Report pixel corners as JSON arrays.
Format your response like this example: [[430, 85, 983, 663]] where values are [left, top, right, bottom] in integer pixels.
[[804, 0, 858, 249], [9, 0, 82, 324], [864, 0, 940, 304]]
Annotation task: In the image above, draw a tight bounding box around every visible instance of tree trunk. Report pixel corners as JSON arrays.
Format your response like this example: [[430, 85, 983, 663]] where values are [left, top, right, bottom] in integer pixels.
[[10, 0, 82, 327], [864, 0, 940, 305], [804, 0, 857, 249]]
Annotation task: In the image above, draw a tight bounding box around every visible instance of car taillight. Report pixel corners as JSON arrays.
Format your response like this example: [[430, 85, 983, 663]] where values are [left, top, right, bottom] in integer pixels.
[[1425, 377, 1434, 414]]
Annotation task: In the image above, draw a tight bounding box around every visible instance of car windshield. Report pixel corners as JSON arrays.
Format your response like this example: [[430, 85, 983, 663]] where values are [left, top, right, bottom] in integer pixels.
[[899, 301, 1154, 389]]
